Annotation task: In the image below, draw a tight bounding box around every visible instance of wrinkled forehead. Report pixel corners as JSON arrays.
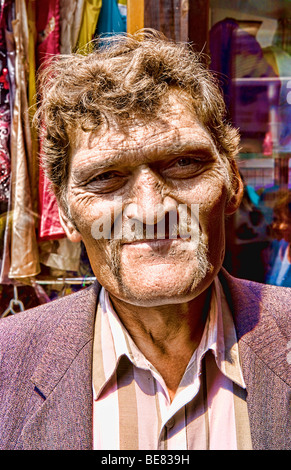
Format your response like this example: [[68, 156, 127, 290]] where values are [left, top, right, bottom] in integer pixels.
[[70, 95, 219, 166]]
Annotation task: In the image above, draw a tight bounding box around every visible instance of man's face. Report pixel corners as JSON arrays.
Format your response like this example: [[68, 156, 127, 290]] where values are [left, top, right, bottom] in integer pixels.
[[62, 98, 240, 307]]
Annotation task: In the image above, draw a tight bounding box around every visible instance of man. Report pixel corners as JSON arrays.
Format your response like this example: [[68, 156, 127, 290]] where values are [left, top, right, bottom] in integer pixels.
[[0, 30, 290, 450]]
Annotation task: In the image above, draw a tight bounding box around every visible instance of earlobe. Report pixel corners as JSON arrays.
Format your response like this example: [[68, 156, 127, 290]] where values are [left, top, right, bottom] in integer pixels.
[[58, 206, 82, 243]]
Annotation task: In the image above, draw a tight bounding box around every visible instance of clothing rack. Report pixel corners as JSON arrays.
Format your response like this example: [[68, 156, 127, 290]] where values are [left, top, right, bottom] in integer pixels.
[[0, 277, 97, 318], [1, 285, 25, 317], [34, 277, 96, 286]]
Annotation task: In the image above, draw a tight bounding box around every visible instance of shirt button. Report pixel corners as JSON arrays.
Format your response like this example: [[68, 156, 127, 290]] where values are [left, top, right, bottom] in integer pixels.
[[166, 417, 175, 429]]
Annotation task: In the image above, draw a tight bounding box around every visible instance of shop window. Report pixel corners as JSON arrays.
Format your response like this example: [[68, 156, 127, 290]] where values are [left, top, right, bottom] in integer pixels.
[[207, 0, 291, 285]]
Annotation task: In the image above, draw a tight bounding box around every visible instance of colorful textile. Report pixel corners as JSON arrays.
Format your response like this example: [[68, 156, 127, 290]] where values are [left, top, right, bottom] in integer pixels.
[[35, 0, 65, 241], [0, 104, 10, 203], [0, 3, 12, 204], [8, 0, 40, 278], [59, 0, 85, 53], [95, 0, 126, 38], [76, 0, 102, 51]]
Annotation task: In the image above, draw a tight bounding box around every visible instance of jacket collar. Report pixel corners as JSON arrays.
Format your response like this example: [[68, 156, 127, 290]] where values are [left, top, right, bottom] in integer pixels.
[[219, 268, 290, 387], [31, 281, 101, 398]]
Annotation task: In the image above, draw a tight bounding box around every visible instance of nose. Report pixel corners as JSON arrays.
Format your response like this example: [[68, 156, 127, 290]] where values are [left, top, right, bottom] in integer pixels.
[[124, 167, 178, 224]]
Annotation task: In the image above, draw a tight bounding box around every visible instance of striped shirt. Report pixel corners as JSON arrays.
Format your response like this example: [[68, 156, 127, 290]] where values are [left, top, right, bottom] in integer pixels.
[[92, 277, 252, 450]]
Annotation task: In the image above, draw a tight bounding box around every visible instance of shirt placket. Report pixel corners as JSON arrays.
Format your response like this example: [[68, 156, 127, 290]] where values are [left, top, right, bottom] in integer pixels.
[[155, 362, 204, 450]]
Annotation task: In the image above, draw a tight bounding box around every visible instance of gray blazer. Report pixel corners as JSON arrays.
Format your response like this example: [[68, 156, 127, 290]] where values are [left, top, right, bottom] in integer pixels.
[[0, 270, 290, 450]]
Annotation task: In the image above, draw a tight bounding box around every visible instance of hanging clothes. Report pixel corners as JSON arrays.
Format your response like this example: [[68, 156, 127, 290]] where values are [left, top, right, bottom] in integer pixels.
[[0, 91, 11, 276], [35, 0, 60, 68], [26, 0, 38, 213], [0, 0, 15, 283], [34, 0, 66, 241], [38, 169, 66, 241], [0, 69, 11, 206], [8, 0, 40, 278], [0, 104, 10, 204], [59, 0, 85, 53], [95, 0, 126, 38], [75, 0, 102, 52], [39, 238, 82, 273], [5, 1, 15, 111], [117, 0, 127, 23], [0, 1, 12, 206]]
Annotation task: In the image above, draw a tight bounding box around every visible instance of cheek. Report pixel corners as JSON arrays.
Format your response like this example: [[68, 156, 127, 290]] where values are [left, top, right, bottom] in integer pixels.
[[200, 194, 226, 239], [68, 190, 122, 237], [189, 181, 227, 257], [176, 177, 228, 226]]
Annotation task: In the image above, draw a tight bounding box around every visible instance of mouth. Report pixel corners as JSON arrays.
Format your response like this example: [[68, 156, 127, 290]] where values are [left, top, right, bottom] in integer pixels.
[[123, 238, 174, 250], [121, 237, 197, 259], [122, 232, 193, 244], [109, 208, 200, 254]]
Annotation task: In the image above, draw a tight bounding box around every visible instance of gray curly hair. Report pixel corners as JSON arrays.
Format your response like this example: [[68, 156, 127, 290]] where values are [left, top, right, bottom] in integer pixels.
[[35, 29, 240, 206]]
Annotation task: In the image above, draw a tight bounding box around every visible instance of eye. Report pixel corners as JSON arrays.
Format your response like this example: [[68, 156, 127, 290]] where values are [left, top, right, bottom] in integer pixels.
[[95, 171, 118, 181], [86, 170, 127, 193], [162, 156, 205, 179], [176, 157, 193, 166]]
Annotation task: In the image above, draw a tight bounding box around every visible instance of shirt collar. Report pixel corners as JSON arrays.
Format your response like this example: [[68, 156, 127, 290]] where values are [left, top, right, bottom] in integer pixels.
[[92, 277, 245, 399]]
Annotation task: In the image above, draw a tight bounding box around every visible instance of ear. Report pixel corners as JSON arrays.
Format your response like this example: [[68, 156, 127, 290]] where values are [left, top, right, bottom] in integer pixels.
[[225, 166, 244, 216], [58, 205, 82, 243]]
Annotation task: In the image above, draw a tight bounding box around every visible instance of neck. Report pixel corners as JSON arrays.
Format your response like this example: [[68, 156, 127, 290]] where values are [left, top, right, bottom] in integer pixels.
[[109, 288, 211, 400]]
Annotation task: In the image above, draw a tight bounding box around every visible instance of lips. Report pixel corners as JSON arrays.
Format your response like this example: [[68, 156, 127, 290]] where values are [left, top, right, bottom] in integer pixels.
[[121, 238, 179, 258]]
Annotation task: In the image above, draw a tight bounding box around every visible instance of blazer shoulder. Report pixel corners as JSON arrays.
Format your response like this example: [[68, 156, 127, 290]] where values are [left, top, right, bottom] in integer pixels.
[[220, 269, 291, 337], [256, 282, 291, 333], [220, 270, 291, 386]]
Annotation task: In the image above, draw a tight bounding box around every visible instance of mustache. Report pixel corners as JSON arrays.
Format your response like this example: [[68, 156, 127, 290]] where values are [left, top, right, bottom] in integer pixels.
[[92, 206, 200, 244], [107, 225, 210, 287], [118, 212, 193, 243]]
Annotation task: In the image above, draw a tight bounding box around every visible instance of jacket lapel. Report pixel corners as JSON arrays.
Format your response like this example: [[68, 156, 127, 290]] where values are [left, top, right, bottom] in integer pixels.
[[18, 282, 101, 450]]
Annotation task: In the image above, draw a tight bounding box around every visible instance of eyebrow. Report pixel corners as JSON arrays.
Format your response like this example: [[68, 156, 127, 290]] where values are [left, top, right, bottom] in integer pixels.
[[159, 140, 216, 158], [71, 139, 216, 182]]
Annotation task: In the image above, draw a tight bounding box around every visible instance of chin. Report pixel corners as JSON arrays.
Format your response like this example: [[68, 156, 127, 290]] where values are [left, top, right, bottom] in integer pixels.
[[113, 263, 215, 307], [96, 235, 217, 306]]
